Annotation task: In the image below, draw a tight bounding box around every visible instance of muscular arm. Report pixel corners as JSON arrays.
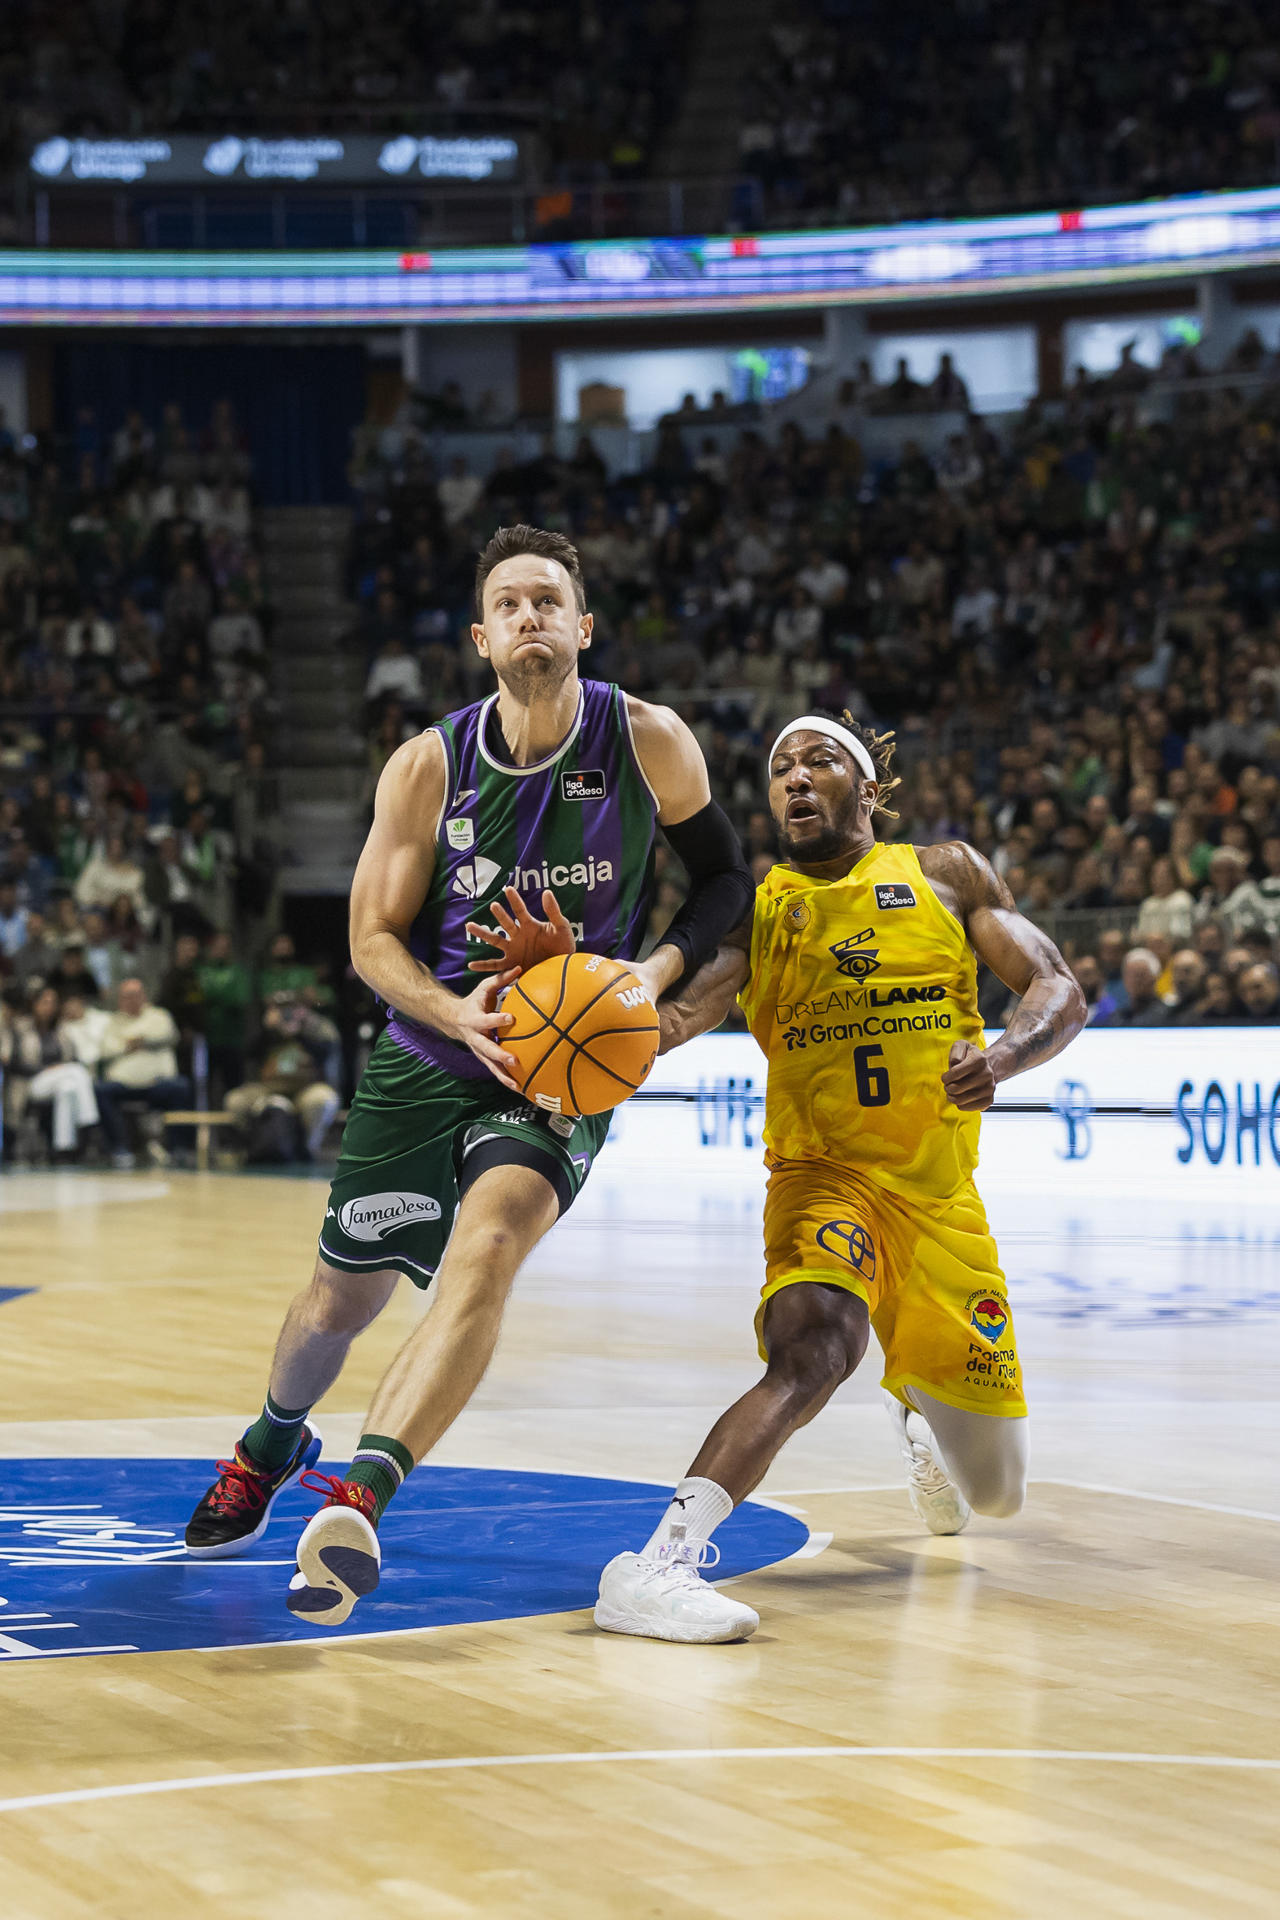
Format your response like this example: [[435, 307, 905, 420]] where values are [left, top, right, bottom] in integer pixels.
[[348, 732, 518, 1083], [627, 695, 755, 1002], [920, 841, 1087, 1109], [656, 921, 751, 1054]]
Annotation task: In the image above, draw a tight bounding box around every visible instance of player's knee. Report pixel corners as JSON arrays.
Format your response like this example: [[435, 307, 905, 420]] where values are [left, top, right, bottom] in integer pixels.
[[304, 1269, 389, 1337], [961, 1462, 1025, 1519], [768, 1327, 859, 1403], [449, 1221, 523, 1280]]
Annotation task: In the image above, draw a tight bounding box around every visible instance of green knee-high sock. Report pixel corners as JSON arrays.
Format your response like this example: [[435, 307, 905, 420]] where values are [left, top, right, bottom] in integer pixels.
[[241, 1392, 313, 1472], [346, 1434, 415, 1523]]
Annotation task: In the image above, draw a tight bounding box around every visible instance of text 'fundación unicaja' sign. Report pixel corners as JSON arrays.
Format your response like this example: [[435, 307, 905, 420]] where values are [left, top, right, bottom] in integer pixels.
[[29, 134, 521, 187]]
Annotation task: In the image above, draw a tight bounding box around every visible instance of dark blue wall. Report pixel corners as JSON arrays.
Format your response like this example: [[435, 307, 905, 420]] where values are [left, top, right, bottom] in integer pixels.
[[55, 340, 366, 505]]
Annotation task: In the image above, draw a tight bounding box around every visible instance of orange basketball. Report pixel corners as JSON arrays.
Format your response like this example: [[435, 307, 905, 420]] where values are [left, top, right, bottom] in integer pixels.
[[501, 951, 660, 1119]]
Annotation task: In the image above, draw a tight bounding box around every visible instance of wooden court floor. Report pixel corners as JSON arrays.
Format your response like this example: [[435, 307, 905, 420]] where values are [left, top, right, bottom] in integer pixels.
[[1, 1171, 1277, 1920]]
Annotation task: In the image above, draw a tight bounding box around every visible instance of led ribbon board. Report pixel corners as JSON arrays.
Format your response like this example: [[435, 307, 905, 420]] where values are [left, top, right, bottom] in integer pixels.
[[5, 184, 1280, 325]]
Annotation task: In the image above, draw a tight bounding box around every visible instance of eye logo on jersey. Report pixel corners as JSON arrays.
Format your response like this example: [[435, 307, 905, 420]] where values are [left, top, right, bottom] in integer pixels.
[[827, 928, 881, 980], [452, 855, 504, 901], [874, 882, 916, 910], [816, 1219, 876, 1280], [967, 1291, 1009, 1343]]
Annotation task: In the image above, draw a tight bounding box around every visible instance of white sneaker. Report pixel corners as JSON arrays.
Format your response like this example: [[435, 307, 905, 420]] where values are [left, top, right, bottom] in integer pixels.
[[286, 1482, 381, 1626], [884, 1389, 971, 1535], [594, 1532, 759, 1644]]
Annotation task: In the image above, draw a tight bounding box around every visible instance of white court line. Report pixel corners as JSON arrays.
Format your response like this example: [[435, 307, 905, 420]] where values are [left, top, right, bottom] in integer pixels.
[[2, 1745, 1277, 1817], [1034, 1479, 1280, 1526], [767, 1481, 1280, 1522], [762, 1485, 906, 1498], [784, 1531, 833, 1561]]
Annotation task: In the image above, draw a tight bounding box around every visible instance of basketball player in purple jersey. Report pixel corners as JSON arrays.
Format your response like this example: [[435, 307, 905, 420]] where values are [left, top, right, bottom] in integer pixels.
[[184, 525, 753, 1624]]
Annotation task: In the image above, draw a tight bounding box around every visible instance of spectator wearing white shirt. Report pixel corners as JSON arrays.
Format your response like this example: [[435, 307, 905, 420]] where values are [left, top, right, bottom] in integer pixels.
[[58, 992, 111, 1071], [93, 978, 191, 1169], [796, 544, 849, 609], [772, 585, 823, 656], [710, 556, 755, 621], [208, 593, 265, 677], [951, 569, 1000, 638], [1216, 841, 1280, 941], [735, 517, 777, 579], [365, 637, 424, 707], [897, 539, 944, 608], [437, 457, 484, 529], [1135, 857, 1196, 946], [65, 603, 117, 660], [74, 835, 149, 921], [5, 985, 100, 1159], [205, 484, 251, 540]]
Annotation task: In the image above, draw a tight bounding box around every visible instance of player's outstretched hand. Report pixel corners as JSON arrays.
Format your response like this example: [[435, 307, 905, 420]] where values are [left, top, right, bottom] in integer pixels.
[[941, 1038, 997, 1111], [450, 966, 522, 1090], [466, 886, 575, 975]]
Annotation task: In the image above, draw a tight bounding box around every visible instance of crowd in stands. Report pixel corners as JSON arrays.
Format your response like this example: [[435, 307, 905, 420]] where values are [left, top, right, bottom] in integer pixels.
[[348, 350, 1280, 1030], [0, 0, 689, 241], [740, 0, 1280, 228], [9, 337, 1280, 1173], [6, 1, 1280, 248], [0, 396, 346, 1164]]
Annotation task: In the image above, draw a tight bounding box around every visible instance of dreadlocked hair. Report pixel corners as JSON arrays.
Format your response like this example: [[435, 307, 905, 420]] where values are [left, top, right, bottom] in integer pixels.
[[813, 708, 902, 819]]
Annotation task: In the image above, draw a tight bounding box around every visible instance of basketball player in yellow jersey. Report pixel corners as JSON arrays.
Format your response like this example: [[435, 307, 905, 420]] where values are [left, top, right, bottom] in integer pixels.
[[595, 710, 1087, 1642]]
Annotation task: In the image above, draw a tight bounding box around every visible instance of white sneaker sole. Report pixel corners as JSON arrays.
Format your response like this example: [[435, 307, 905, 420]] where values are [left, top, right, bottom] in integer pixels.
[[184, 1427, 323, 1561], [883, 1390, 970, 1535], [287, 1506, 381, 1626], [907, 1489, 971, 1536], [593, 1599, 759, 1644]]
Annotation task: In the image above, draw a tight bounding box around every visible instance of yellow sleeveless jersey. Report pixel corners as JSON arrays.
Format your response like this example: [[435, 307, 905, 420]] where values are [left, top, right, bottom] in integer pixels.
[[738, 842, 985, 1199]]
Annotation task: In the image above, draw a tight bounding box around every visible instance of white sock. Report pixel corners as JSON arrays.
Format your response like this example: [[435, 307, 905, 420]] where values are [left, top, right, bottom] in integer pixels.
[[643, 1476, 734, 1559]]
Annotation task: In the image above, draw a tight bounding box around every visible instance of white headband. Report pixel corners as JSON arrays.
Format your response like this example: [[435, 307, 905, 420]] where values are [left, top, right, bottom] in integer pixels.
[[768, 715, 877, 783]]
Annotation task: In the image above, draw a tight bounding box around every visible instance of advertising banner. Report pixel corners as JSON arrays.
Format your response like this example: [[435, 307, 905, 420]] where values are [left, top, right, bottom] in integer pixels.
[[11, 180, 1280, 325], [28, 133, 521, 187], [604, 1030, 1280, 1204]]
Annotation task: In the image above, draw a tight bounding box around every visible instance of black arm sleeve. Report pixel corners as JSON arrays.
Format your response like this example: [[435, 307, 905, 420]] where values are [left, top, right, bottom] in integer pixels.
[[657, 799, 755, 988]]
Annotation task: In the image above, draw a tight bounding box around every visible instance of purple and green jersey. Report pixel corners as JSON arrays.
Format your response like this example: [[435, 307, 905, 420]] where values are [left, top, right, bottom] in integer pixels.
[[387, 677, 659, 1078]]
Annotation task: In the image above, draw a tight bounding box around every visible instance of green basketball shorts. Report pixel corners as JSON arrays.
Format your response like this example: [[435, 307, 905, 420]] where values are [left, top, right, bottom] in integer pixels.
[[318, 1027, 612, 1288]]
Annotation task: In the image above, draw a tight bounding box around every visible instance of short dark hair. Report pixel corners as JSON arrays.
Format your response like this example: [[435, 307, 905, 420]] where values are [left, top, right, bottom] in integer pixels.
[[474, 524, 587, 618]]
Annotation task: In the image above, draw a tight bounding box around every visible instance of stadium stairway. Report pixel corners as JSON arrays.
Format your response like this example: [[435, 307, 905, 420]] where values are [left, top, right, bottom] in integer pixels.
[[261, 505, 369, 896], [656, 0, 776, 183]]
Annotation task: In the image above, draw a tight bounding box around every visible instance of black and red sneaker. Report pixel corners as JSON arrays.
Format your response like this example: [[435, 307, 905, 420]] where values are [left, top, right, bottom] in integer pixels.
[[184, 1426, 323, 1559], [286, 1473, 381, 1625]]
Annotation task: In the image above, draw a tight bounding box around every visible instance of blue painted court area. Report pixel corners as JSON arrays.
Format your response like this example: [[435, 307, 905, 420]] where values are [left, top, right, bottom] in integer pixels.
[[0, 1288, 35, 1307], [0, 1459, 806, 1661]]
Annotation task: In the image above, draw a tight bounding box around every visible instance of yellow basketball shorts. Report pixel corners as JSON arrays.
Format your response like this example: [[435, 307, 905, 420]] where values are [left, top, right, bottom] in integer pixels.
[[757, 1157, 1025, 1417]]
